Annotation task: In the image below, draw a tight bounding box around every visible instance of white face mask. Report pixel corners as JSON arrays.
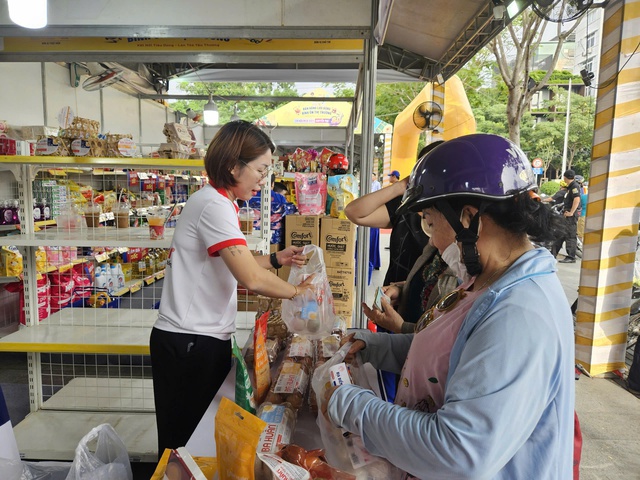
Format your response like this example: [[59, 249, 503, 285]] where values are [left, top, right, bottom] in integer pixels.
[[441, 241, 471, 283]]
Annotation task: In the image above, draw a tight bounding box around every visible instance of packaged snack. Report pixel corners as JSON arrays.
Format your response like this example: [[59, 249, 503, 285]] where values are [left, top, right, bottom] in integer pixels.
[[0, 246, 23, 277], [277, 445, 355, 480], [254, 312, 271, 405], [327, 174, 358, 219], [265, 360, 309, 411], [257, 452, 311, 480], [215, 397, 266, 480], [233, 336, 256, 414], [315, 335, 340, 360], [256, 402, 297, 454], [295, 173, 327, 215], [285, 335, 314, 369], [245, 338, 281, 368]]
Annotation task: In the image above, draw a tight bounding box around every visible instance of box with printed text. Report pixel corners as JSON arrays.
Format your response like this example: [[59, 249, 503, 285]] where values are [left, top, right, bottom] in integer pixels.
[[320, 216, 356, 268]]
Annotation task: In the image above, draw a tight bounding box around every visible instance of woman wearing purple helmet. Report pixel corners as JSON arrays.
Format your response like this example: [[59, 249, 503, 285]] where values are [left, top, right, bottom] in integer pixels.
[[323, 134, 575, 479]]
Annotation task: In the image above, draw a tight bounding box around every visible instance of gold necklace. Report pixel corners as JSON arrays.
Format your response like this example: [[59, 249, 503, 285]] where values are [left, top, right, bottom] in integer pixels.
[[474, 265, 509, 292], [415, 265, 509, 333]]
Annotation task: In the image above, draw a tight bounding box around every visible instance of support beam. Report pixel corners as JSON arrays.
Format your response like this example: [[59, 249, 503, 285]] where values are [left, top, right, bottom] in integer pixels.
[[575, 0, 640, 376]]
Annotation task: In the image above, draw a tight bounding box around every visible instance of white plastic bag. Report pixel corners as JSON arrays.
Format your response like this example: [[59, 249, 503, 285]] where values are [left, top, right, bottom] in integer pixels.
[[311, 343, 401, 479], [0, 459, 71, 480], [282, 244, 335, 339], [64, 423, 133, 480]]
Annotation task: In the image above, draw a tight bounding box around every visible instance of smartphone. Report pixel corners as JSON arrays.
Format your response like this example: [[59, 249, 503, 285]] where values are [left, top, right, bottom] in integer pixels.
[[373, 286, 390, 312]]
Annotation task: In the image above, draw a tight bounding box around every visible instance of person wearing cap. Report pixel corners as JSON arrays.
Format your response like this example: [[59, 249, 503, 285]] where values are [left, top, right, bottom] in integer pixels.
[[553, 169, 582, 263], [323, 134, 575, 479], [388, 170, 400, 185]]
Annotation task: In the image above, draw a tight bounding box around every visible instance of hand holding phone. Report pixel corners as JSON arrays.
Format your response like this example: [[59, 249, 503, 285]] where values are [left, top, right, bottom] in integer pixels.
[[373, 286, 390, 312]]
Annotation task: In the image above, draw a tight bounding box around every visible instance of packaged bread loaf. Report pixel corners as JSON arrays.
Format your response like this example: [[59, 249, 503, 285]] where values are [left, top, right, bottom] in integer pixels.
[[256, 402, 297, 454], [285, 335, 314, 369], [264, 360, 309, 411]]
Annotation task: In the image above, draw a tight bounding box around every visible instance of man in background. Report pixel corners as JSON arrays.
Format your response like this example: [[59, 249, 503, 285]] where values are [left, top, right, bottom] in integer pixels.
[[371, 172, 381, 192], [553, 169, 582, 264], [388, 170, 400, 185]]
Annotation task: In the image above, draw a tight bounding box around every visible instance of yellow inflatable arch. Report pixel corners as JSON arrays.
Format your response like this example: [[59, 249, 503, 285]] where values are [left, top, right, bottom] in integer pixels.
[[390, 75, 476, 179]]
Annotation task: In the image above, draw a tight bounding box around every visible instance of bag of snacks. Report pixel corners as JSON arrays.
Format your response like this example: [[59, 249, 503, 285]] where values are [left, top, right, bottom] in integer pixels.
[[327, 174, 358, 219], [254, 312, 271, 405], [215, 397, 266, 480], [265, 360, 309, 411], [233, 336, 256, 414], [256, 402, 297, 454], [282, 245, 335, 339]]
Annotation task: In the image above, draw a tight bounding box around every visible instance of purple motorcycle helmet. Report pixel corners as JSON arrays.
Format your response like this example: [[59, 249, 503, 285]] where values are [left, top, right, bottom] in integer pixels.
[[397, 134, 536, 215], [397, 134, 536, 276]]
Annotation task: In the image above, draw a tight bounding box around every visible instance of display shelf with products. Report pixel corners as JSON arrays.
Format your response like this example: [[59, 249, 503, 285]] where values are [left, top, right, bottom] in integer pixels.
[[0, 155, 268, 461]]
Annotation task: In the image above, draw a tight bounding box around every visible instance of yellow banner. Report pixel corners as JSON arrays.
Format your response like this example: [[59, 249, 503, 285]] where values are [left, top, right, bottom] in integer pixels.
[[2, 37, 364, 53]]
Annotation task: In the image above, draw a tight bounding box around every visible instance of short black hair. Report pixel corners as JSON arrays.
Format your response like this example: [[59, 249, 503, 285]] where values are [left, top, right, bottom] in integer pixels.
[[563, 169, 575, 179]]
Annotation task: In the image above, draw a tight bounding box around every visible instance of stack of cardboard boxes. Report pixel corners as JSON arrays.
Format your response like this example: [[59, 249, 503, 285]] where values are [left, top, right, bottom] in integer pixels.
[[276, 215, 356, 325]]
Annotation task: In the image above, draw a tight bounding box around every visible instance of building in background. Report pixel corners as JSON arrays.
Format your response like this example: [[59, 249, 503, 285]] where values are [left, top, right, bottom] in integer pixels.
[[573, 9, 604, 95]]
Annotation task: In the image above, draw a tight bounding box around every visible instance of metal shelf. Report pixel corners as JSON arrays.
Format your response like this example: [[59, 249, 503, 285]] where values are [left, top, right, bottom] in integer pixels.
[[14, 409, 157, 462]]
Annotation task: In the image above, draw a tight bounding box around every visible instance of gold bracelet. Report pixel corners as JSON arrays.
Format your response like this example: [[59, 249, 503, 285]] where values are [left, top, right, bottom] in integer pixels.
[[290, 285, 298, 300]]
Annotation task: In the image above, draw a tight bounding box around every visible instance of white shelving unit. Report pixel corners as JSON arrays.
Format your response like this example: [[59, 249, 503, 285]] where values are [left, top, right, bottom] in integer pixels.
[[0, 155, 264, 461]]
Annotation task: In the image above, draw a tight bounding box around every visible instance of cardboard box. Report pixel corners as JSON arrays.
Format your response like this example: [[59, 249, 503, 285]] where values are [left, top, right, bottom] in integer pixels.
[[284, 214, 321, 250], [326, 266, 355, 305], [320, 216, 356, 268]]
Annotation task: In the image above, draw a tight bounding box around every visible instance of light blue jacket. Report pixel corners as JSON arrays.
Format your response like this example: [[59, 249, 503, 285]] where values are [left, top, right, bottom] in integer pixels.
[[328, 248, 575, 479]]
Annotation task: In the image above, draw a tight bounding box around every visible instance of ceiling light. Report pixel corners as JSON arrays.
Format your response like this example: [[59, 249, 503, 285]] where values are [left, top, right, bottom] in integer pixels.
[[203, 96, 219, 126], [506, 0, 519, 18], [8, 0, 48, 29]]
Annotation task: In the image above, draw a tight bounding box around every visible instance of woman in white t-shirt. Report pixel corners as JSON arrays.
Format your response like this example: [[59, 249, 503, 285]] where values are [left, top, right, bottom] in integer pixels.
[[150, 120, 313, 456]]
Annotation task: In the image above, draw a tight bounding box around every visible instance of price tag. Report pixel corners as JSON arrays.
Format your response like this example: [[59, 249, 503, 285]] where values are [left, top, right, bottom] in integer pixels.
[[71, 139, 91, 156], [58, 106, 75, 128], [36, 138, 59, 155], [117, 138, 135, 157]]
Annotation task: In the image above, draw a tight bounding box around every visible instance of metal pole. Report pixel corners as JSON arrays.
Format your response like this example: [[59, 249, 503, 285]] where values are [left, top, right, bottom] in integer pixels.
[[354, 4, 378, 329], [561, 78, 571, 175]]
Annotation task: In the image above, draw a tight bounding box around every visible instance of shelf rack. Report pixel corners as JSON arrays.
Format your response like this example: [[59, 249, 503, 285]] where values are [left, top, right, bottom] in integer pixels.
[[0, 155, 265, 461]]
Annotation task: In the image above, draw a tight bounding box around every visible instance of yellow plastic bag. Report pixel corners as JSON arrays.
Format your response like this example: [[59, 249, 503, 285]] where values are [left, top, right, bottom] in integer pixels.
[[215, 397, 266, 480]]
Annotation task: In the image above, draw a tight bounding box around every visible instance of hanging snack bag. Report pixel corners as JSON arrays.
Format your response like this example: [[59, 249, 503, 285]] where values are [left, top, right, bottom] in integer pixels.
[[254, 311, 271, 405], [215, 397, 266, 480], [232, 336, 256, 414], [295, 173, 327, 215], [327, 174, 358, 219]]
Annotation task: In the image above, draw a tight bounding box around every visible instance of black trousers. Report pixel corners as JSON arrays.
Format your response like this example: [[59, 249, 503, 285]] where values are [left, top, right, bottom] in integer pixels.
[[553, 215, 578, 259], [150, 327, 231, 457], [629, 338, 640, 391]]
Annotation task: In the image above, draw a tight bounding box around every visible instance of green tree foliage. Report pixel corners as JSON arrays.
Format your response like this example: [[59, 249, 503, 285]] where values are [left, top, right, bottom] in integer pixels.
[[171, 82, 299, 123], [374, 82, 426, 128], [540, 179, 561, 196]]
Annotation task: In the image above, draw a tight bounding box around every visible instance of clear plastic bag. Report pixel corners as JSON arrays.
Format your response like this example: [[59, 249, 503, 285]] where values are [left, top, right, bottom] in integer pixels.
[[282, 245, 335, 339], [311, 343, 402, 479], [64, 423, 133, 480], [0, 459, 71, 480]]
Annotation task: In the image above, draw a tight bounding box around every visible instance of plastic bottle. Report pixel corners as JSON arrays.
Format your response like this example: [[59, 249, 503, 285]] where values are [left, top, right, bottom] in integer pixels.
[[109, 264, 117, 292], [33, 198, 41, 222], [115, 263, 125, 289], [0, 200, 7, 225], [42, 199, 50, 221], [11, 200, 20, 225], [95, 266, 107, 290]]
